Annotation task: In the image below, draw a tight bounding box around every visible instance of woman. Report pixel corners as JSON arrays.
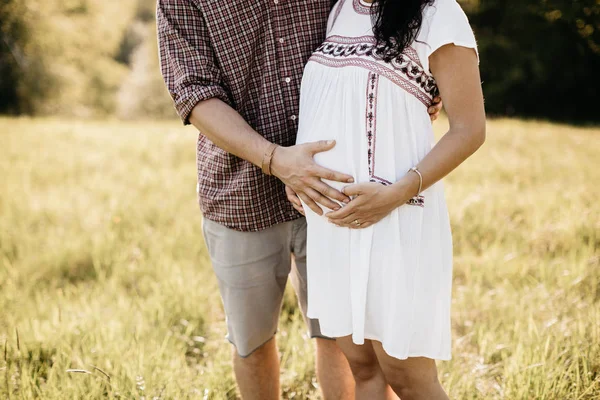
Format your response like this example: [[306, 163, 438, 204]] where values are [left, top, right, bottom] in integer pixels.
[[290, 0, 486, 398]]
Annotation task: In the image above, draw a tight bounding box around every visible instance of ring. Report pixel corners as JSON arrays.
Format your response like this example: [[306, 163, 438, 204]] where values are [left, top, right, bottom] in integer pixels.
[[353, 219, 361, 226]]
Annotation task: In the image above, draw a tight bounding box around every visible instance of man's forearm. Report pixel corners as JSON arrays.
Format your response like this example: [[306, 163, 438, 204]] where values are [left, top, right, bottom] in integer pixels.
[[189, 97, 353, 214], [189, 98, 272, 168]]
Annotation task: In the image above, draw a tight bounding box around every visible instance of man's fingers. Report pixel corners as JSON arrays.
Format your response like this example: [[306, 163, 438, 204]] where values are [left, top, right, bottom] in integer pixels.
[[313, 166, 354, 184], [306, 140, 336, 155], [292, 203, 305, 216], [428, 97, 443, 121], [312, 181, 349, 205], [285, 186, 302, 207], [305, 187, 342, 211], [297, 192, 322, 216]]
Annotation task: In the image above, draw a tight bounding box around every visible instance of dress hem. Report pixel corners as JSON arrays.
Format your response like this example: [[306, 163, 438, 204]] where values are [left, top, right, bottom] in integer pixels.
[[307, 320, 452, 361]]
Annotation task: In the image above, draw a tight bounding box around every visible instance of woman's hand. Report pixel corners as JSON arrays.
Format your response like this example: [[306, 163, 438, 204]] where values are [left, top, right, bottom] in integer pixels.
[[325, 178, 417, 229]]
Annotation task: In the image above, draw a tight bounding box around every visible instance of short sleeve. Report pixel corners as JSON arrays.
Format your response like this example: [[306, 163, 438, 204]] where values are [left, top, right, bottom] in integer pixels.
[[417, 0, 478, 72]]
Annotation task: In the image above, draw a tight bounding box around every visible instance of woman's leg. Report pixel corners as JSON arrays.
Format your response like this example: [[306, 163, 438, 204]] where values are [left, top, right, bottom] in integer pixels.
[[335, 337, 397, 400], [371, 341, 449, 400]]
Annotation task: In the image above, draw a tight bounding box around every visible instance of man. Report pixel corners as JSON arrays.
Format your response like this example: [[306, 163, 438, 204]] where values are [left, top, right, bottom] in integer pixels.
[[157, 1, 442, 398]]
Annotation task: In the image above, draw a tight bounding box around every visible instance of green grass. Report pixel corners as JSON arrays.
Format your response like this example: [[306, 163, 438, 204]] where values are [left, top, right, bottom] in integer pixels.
[[0, 117, 599, 399]]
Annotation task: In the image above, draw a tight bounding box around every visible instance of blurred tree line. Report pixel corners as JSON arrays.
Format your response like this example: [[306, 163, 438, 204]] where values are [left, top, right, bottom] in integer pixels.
[[0, 0, 174, 119], [463, 0, 599, 122], [0, 0, 598, 122]]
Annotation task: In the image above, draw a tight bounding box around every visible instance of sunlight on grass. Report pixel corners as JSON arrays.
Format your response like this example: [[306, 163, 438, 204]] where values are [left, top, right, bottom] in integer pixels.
[[0, 117, 599, 399]]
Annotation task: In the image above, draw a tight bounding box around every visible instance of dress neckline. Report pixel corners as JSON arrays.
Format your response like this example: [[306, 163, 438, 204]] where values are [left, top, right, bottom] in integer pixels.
[[353, 0, 372, 15]]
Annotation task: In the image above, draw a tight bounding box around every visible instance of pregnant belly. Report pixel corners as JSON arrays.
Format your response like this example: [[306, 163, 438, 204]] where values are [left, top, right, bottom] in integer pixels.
[[297, 122, 357, 188]]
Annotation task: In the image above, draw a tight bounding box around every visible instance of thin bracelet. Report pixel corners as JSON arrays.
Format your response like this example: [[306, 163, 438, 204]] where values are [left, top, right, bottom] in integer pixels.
[[261, 143, 279, 176], [408, 166, 423, 197]]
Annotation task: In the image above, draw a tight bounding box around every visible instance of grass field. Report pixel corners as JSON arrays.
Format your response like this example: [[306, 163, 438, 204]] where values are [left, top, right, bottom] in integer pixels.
[[0, 117, 599, 399]]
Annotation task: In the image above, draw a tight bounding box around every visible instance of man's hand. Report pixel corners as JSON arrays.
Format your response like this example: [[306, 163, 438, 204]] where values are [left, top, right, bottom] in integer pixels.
[[429, 97, 443, 121], [271, 140, 353, 216], [285, 185, 305, 216]]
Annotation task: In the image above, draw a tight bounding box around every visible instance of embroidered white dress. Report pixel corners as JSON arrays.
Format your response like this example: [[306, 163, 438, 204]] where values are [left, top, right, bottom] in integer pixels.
[[296, 0, 478, 360]]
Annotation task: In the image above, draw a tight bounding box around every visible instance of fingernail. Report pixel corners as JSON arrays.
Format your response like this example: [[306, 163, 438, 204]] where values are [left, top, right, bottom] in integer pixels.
[[347, 178, 354, 183], [343, 198, 350, 204], [327, 140, 334, 145]]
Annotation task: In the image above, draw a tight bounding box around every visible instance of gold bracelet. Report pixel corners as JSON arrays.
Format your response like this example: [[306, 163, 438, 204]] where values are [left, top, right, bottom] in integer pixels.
[[408, 166, 423, 197], [261, 143, 279, 176]]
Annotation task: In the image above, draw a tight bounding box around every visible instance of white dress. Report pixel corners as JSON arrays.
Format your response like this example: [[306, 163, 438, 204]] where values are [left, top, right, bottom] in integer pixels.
[[296, 0, 478, 360]]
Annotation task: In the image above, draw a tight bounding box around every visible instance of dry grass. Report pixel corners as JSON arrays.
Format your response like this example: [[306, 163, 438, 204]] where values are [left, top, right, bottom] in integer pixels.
[[0, 117, 598, 399]]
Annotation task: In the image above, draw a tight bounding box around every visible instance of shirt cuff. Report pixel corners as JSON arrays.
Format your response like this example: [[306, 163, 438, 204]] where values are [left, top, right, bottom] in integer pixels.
[[175, 85, 232, 125]]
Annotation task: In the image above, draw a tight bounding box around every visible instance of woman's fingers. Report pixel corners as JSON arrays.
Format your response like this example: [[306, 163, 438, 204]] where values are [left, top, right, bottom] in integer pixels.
[[325, 199, 358, 219], [335, 213, 364, 227]]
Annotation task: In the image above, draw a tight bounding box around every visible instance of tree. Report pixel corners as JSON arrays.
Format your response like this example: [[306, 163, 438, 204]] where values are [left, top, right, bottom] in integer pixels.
[[465, 0, 600, 121]]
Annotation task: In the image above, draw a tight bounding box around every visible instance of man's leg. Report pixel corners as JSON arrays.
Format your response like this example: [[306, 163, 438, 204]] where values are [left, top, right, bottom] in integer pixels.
[[315, 338, 355, 400], [202, 218, 294, 400], [233, 337, 280, 400], [290, 218, 355, 400]]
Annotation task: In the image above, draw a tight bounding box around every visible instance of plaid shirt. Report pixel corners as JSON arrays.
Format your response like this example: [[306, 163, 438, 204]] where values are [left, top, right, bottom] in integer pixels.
[[157, 0, 335, 231]]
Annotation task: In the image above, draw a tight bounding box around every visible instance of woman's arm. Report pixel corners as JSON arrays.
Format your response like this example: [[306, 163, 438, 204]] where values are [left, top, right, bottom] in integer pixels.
[[327, 44, 485, 228]]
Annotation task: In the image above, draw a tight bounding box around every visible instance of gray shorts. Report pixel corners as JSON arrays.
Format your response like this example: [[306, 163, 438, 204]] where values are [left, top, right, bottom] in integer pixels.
[[202, 217, 327, 357]]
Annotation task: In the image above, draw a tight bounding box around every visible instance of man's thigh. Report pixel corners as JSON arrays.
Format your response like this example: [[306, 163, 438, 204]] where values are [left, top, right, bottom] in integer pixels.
[[202, 218, 293, 357]]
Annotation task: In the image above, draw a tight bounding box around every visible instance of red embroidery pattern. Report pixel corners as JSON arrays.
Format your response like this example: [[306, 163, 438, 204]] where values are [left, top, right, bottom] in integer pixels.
[[327, 35, 377, 45], [407, 196, 425, 207], [364, 72, 425, 207], [353, 0, 371, 15], [403, 46, 423, 68], [310, 54, 435, 107], [365, 72, 391, 185], [309, 36, 439, 107]]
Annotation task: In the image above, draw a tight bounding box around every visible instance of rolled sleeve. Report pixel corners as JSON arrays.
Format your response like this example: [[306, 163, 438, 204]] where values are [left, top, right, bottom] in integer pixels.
[[157, 0, 232, 125]]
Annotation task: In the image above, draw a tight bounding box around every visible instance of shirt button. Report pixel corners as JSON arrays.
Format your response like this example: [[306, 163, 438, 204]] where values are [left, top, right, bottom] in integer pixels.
[[274, 0, 279, 3], [291, 115, 297, 121], [279, 38, 285, 44], [285, 77, 291, 83]]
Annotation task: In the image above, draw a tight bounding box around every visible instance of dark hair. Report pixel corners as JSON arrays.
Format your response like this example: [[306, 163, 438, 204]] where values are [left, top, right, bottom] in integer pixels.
[[371, 0, 435, 58]]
